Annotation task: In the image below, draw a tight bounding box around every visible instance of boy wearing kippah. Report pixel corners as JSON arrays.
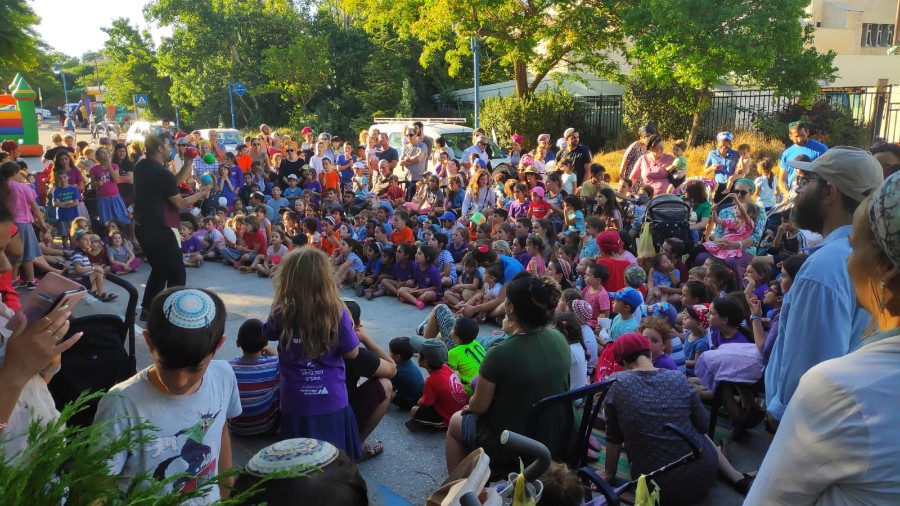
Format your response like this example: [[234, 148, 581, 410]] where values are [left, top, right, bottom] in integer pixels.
[[406, 338, 468, 431], [94, 288, 241, 503]]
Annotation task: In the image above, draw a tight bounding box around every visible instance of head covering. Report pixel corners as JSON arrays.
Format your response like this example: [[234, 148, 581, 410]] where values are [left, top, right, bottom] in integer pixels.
[[408, 337, 448, 368], [162, 289, 217, 330], [638, 123, 657, 137], [439, 211, 457, 222], [612, 332, 651, 364], [642, 301, 679, 326], [790, 146, 884, 203], [530, 186, 545, 198], [246, 438, 338, 476], [287, 173, 299, 180], [352, 161, 366, 169], [609, 288, 643, 311], [511, 133, 524, 144], [555, 258, 573, 280], [323, 216, 335, 226], [176, 137, 189, 146], [563, 128, 576, 139], [625, 265, 647, 287], [174, 132, 187, 139], [301, 126, 314, 135], [686, 304, 711, 329], [733, 178, 756, 193], [537, 133, 551, 143], [1, 140, 18, 152], [416, 214, 429, 224], [869, 170, 900, 267], [520, 154, 534, 167], [474, 159, 487, 169], [522, 167, 538, 176], [556, 138, 568, 150], [597, 230, 623, 254], [716, 131, 734, 143], [571, 299, 593, 325], [470, 212, 486, 225]]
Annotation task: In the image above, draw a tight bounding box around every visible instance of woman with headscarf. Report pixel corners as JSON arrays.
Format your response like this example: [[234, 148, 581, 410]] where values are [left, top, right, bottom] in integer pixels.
[[618, 123, 656, 185], [705, 132, 739, 200], [632, 135, 676, 195], [509, 134, 524, 167], [531, 134, 556, 164], [746, 171, 900, 505]]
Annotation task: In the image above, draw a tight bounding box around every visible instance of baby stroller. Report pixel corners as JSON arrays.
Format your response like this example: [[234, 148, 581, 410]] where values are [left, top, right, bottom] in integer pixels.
[[642, 194, 694, 252], [48, 273, 138, 427], [442, 424, 703, 506]]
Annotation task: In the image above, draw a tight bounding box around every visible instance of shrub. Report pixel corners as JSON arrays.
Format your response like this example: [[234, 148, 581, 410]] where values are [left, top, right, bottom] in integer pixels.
[[753, 100, 867, 148], [479, 88, 588, 152], [622, 75, 702, 141]]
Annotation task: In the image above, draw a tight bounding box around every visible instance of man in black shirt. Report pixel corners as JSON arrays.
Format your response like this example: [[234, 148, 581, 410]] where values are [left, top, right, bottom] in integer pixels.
[[134, 134, 212, 321], [557, 128, 592, 185]]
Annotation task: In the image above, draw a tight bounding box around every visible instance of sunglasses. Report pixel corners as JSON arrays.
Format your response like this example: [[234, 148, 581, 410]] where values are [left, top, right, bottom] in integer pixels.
[[788, 120, 807, 129], [286, 149, 295, 152], [734, 190, 749, 196]]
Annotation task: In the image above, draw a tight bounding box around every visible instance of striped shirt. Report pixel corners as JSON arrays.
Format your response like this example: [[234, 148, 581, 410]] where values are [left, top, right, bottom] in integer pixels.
[[228, 356, 280, 436]]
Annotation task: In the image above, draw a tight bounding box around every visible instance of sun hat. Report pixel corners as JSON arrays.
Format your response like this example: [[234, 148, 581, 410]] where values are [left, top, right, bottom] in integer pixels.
[[612, 332, 652, 364], [868, 170, 900, 267], [522, 167, 538, 176], [530, 186, 545, 198], [245, 438, 338, 477], [789, 146, 884, 203], [597, 230, 623, 253]]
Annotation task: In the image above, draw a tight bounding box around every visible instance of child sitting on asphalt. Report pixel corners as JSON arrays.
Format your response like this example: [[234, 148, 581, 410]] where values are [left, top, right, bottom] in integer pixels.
[[388, 337, 425, 411], [94, 288, 241, 502], [406, 338, 468, 431], [228, 318, 280, 436], [445, 317, 486, 396], [180, 221, 204, 268]]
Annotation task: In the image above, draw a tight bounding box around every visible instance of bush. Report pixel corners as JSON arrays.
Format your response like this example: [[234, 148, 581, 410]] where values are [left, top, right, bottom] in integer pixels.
[[753, 100, 867, 148], [479, 88, 588, 152], [622, 75, 702, 141]]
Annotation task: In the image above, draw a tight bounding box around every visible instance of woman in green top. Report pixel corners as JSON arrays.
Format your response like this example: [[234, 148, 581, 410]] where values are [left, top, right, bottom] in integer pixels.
[[684, 179, 712, 243], [444, 273, 572, 475]]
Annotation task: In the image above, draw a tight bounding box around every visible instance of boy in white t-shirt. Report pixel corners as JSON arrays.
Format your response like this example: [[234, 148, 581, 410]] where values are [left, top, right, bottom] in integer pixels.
[[94, 288, 241, 504]]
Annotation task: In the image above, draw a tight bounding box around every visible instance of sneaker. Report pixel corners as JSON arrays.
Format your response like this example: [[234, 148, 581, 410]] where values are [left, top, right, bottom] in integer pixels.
[[11, 277, 24, 288], [25, 280, 39, 290], [354, 284, 365, 297], [415, 321, 427, 336], [404, 419, 425, 433]]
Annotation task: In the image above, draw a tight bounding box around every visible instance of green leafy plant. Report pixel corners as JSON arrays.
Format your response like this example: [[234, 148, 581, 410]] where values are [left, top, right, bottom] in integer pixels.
[[480, 88, 588, 151], [622, 75, 701, 141], [753, 101, 867, 148]]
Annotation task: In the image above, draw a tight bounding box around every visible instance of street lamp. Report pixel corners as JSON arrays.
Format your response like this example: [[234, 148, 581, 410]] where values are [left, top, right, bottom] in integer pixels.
[[51, 64, 69, 107]]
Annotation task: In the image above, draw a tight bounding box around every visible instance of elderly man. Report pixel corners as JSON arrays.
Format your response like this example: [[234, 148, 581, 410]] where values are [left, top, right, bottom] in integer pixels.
[[207, 129, 227, 161], [461, 135, 490, 171], [557, 128, 592, 185], [372, 159, 393, 197], [764, 147, 883, 429], [779, 121, 828, 196]]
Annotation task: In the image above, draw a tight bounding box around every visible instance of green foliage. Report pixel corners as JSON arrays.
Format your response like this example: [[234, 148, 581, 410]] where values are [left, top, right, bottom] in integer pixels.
[[622, 75, 700, 139], [753, 101, 867, 148], [0, 0, 42, 72], [480, 88, 587, 152], [259, 35, 330, 109]]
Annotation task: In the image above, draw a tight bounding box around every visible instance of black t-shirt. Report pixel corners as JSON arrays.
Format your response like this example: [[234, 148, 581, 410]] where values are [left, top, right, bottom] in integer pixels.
[[134, 158, 179, 229], [377, 147, 399, 165], [558, 144, 592, 185], [116, 158, 136, 200], [277, 158, 305, 186], [345, 346, 382, 396], [43, 146, 74, 162]]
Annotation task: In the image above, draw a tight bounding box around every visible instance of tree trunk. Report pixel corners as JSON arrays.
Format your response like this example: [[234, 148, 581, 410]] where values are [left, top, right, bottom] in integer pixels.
[[687, 86, 711, 146], [513, 60, 529, 98]]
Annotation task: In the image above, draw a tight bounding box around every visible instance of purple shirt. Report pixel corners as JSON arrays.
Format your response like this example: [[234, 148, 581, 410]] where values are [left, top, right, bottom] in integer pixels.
[[264, 309, 359, 416], [507, 200, 530, 221], [653, 354, 678, 371], [394, 259, 415, 282], [180, 236, 203, 254], [710, 328, 752, 349], [414, 263, 442, 290]]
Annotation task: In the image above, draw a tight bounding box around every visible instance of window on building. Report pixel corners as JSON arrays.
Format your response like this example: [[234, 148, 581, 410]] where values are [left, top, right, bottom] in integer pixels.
[[862, 23, 895, 47]]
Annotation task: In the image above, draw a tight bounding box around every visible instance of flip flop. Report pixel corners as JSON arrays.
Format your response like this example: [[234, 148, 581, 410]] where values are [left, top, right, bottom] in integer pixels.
[[360, 440, 384, 461], [99, 292, 118, 303]]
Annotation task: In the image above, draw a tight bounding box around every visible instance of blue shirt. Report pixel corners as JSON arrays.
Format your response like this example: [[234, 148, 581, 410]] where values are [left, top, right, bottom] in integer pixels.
[[52, 185, 80, 221], [704, 148, 739, 184], [498, 255, 525, 283], [779, 140, 828, 185], [765, 225, 871, 420]]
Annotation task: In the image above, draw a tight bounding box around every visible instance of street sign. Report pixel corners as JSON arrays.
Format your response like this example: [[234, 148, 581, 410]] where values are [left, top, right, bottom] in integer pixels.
[[233, 82, 247, 97], [134, 94, 149, 107]]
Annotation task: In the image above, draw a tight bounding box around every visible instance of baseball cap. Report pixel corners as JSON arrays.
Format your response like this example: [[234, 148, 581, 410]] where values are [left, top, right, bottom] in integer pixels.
[[353, 161, 366, 169], [611, 332, 651, 364], [287, 173, 299, 180], [408, 336, 449, 368], [174, 132, 187, 139], [609, 288, 643, 311], [176, 137, 189, 146], [474, 159, 487, 169], [301, 126, 313, 135], [597, 230, 623, 253], [1, 140, 18, 152], [789, 146, 884, 202], [686, 304, 710, 328], [530, 186, 545, 197], [439, 211, 456, 222]]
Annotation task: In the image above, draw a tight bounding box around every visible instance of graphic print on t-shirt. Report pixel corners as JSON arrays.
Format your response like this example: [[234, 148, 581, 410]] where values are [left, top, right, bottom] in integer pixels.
[[150, 406, 222, 493]]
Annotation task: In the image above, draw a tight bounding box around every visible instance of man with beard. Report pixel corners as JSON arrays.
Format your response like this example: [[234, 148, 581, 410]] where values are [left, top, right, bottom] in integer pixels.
[[557, 128, 592, 185], [764, 147, 882, 430], [779, 121, 827, 195]]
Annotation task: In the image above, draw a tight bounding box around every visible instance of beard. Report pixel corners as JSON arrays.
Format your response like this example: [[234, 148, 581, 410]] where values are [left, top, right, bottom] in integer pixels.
[[790, 188, 824, 233]]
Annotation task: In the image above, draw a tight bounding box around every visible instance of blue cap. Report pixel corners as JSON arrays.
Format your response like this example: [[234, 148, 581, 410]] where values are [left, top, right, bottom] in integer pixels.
[[439, 211, 456, 222], [609, 287, 643, 311], [474, 159, 487, 169]]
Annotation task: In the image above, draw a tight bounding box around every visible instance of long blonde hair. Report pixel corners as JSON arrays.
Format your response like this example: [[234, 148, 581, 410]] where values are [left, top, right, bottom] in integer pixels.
[[467, 168, 489, 194], [271, 246, 345, 358]]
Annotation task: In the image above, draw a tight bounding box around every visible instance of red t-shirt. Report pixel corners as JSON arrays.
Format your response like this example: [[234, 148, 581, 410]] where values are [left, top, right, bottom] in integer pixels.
[[529, 200, 552, 219], [242, 230, 266, 255], [320, 231, 340, 257], [421, 364, 468, 426], [596, 257, 631, 292], [323, 171, 340, 192], [0, 224, 21, 311], [385, 185, 404, 201], [390, 227, 414, 246]]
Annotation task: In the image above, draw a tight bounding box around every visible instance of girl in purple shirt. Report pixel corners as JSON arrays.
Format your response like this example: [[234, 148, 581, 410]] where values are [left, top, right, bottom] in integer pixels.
[[263, 247, 362, 460], [708, 293, 753, 349], [398, 244, 442, 310]]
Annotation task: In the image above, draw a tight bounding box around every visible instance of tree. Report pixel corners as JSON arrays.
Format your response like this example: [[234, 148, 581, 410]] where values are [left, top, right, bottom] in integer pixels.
[[339, 0, 622, 97], [619, 0, 836, 145], [259, 36, 330, 110], [99, 19, 174, 121], [0, 0, 42, 72]]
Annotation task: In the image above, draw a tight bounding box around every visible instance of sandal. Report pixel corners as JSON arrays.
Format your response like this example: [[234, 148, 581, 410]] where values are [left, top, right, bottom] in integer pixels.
[[733, 472, 756, 495], [97, 292, 118, 303], [360, 440, 384, 461]]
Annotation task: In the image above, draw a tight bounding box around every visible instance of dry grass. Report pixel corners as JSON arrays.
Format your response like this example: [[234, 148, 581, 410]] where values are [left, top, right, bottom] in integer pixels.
[[595, 131, 787, 183]]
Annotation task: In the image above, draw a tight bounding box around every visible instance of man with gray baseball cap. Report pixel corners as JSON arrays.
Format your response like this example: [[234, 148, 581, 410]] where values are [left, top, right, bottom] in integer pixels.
[[765, 146, 884, 429]]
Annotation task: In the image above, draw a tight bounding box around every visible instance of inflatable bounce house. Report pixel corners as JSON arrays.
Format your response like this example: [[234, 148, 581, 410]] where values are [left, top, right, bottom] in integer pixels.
[[0, 74, 41, 156]]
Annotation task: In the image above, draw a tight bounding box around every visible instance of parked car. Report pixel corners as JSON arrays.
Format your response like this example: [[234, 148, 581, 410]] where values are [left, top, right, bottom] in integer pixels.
[[199, 128, 243, 153], [125, 121, 165, 145], [35, 108, 53, 118], [370, 118, 512, 178]]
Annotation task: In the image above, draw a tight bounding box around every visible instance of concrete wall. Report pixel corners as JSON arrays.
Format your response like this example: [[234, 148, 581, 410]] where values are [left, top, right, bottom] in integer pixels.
[[810, 0, 898, 54]]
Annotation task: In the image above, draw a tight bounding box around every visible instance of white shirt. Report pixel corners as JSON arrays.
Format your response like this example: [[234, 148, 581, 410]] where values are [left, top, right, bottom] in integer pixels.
[[747, 330, 900, 505], [755, 175, 777, 208]]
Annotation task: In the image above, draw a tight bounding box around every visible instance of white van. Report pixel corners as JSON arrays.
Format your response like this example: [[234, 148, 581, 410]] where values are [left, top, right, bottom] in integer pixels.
[[370, 118, 512, 176]]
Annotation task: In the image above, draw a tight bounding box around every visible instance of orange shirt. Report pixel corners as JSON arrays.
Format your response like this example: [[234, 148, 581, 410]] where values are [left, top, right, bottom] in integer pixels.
[[237, 154, 253, 173], [323, 170, 340, 192], [320, 231, 341, 257], [390, 226, 414, 246]]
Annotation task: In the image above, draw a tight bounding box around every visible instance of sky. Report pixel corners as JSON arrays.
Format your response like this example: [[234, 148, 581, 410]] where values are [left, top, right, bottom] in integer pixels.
[[32, 0, 171, 58]]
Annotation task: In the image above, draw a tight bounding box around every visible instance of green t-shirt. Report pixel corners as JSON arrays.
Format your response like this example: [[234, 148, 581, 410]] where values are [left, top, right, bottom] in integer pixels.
[[674, 154, 688, 170], [475, 327, 572, 471], [694, 200, 712, 220], [449, 340, 487, 395]]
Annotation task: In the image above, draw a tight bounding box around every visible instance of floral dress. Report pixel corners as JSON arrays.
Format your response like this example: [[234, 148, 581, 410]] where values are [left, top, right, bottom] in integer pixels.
[[702, 215, 752, 259]]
